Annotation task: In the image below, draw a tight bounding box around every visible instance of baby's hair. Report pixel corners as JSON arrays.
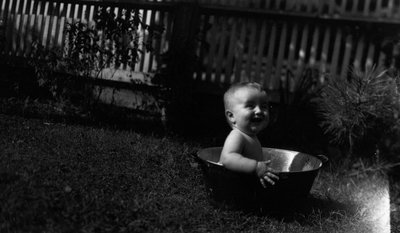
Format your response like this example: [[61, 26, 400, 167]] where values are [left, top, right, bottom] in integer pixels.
[[223, 81, 266, 111]]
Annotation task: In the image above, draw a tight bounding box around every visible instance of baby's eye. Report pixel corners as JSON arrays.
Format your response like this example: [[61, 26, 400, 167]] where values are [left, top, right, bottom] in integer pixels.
[[261, 103, 269, 110]]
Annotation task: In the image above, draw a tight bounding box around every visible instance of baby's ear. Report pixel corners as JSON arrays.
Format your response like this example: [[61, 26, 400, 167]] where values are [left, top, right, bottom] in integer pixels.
[[225, 110, 235, 124]]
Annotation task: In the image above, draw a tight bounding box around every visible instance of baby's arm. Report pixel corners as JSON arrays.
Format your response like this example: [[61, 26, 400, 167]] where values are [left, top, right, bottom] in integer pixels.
[[220, 130, 258, 173], [220, 130, 279, 187]]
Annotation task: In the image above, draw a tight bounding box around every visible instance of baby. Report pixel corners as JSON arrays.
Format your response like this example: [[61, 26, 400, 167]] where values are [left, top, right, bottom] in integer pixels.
[[219, 82, 279, 188]]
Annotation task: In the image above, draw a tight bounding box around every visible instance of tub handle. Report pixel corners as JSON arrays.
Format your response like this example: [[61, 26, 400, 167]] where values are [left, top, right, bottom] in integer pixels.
[[316, 154, 329, 165], [191, 152, 201, 162]]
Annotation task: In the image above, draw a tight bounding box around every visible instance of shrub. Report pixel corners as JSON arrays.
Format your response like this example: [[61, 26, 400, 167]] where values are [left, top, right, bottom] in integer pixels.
[[29, 6, 163, 105], [318, 65, 400, 160]]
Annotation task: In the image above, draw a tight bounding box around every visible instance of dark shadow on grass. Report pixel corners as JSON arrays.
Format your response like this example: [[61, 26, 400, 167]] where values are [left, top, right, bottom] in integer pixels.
[[209, 194, 357, 225]]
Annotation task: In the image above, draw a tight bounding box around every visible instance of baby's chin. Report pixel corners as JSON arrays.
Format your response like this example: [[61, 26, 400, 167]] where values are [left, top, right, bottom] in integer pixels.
[[250, 122, 267, 132], [240, 126, 262, 135]]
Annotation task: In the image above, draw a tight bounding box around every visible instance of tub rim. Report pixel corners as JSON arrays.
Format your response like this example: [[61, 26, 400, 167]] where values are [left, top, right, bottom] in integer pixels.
[[197, 146, 328, 174]]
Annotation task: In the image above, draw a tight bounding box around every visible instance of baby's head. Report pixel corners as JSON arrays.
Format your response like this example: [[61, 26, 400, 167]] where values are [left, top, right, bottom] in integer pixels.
[[223, 82, 269, 136]]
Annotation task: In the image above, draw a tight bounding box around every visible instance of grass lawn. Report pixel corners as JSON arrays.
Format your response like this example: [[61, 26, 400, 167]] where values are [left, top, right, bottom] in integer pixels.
[[0, 113, 391, 233]]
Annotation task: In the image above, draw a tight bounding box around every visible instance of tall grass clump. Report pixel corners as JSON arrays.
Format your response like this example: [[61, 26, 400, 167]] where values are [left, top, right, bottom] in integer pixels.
[[318, 65, 400, 163]]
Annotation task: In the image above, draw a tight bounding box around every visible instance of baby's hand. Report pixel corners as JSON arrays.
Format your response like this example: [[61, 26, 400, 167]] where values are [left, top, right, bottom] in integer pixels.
[[255, 160, 279, 188]]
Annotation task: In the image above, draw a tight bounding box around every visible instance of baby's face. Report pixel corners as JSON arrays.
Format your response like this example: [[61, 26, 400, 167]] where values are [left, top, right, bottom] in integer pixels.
[[227, 87, 269, 136]]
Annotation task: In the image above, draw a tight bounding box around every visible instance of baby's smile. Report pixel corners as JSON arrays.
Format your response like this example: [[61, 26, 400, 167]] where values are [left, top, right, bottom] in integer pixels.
[[250, 116, 265, 123]]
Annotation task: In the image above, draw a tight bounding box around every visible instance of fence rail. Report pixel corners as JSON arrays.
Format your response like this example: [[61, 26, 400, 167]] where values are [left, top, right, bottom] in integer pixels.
[[107, 0, 400, 20], [1, 0, 399, 96]]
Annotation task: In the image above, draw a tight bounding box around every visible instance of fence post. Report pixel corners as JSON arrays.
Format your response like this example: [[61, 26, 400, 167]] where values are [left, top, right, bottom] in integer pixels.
[[164, 0, 200, 132]]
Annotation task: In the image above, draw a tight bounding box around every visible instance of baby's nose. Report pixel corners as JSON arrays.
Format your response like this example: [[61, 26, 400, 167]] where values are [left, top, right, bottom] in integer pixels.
[[254, 106, 262, 114]]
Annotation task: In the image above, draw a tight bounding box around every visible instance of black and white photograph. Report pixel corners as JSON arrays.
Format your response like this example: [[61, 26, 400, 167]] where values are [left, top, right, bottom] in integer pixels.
[[0, 0, 398, 232]]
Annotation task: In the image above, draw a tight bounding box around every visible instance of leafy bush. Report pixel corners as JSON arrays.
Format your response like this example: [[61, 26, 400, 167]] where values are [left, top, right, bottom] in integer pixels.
[[318, 65, 400, 159], [29, 6, 163, 103]]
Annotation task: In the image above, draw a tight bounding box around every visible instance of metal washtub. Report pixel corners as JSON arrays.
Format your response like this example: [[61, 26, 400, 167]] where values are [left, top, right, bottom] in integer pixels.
[[197, 147, 328, 208]]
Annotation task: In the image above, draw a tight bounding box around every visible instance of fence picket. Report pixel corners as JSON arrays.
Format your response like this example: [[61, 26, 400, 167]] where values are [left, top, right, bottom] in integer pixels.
[[319, 27, 331, 77], [340, 0, 347, 15], [69, 2, 76, 22], [144, 9, 154, 73], [15, 0, 26, 56], [244, 18, 257, 82], [45, 2, 58, 49], [286, 23, 298, 91], [138, 9, 148, 72], [164, 9, 173, 54], [265, 22, 276, 89], [264, 0, 271, 9], [306, 0, 313, 13], [10, 0, 21, 54], [286, 0, 296, 11], [224, 17, 237, 84], [375, 0, 382, 17], [234, 17, 246, 83], [146, 9, 157, 72], [0, 0, 5, 21], [395, 0, 400, 18], [309, 25, 320, 67], [295, 24, 309, 81], [5, 0, 16, 55], [154, 10, 164, 73], [2, 0, 10, 55], [351, 0, 358, 13], [40, 1, 50, 49], [26, 0, 38, 57], [72, 2, 79, 20], [328, 0, 335, 14], [274, 22, 287, 89], [194, 14, 207, 81], [214, 16, 227, 83], [365, 42, 375, 70], [205, 16, 218, 82], [115, 6, 123, 70], [378, 49, 386, 68], [353, 35, 365, 70], [13, 0, 22, 53], [363, 0, 371, 16], [83, 3, 89, 23], [387, 0, 394, 17], [254, 20, 267, 86], [88, 4, 94, 25], [54, 2, 66, 48], [65, 2, 75, 58], [330, 27, 342, 77], [340, 34, 353, 79], [21, 0, 33, 57], [35, 1, 45, 46]]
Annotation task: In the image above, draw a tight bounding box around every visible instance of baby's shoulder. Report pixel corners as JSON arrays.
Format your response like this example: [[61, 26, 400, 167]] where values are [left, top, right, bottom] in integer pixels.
[[228, 129, 255, 143], [228, 128, 246, 138], [224, 129, 245, 143]]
